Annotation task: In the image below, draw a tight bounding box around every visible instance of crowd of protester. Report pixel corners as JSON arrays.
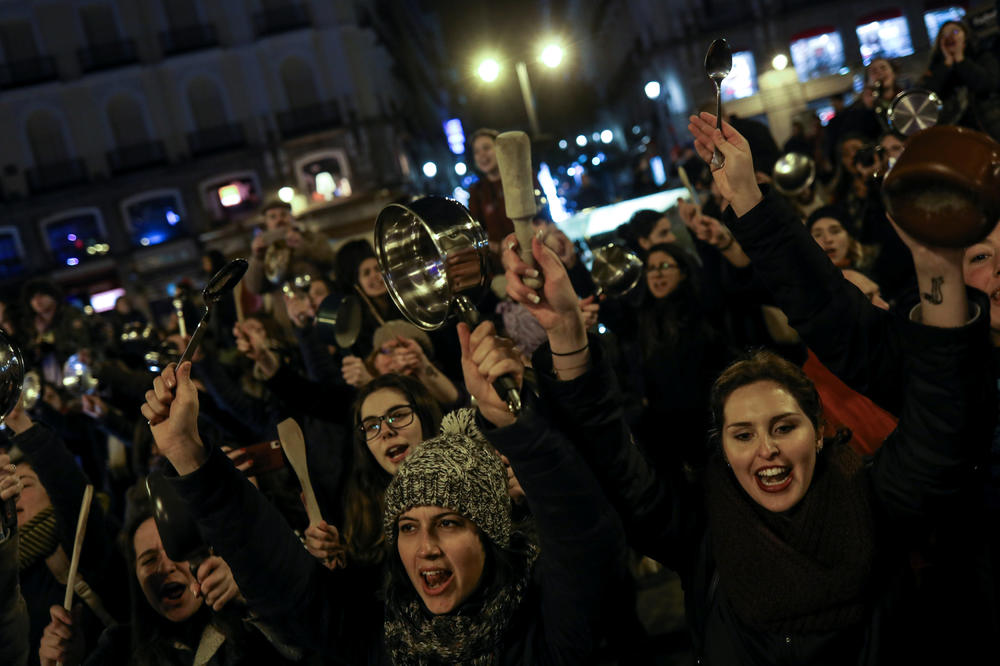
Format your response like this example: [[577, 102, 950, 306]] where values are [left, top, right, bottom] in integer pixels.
[[1, 20, 1000, 664]]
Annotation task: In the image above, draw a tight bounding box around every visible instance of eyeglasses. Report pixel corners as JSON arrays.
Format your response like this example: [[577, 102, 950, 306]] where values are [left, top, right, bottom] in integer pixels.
[[358, 405, 415, 440], [647, 262, 678, 275]]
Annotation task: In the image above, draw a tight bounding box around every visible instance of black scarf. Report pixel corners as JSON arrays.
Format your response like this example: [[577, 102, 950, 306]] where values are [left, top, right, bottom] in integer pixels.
[[705, 444, 875, 634], [383, 543, 538, 665]]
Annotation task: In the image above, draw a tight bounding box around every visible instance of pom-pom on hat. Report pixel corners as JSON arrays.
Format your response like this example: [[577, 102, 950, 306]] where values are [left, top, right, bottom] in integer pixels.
[[383, 408, 511, 547]]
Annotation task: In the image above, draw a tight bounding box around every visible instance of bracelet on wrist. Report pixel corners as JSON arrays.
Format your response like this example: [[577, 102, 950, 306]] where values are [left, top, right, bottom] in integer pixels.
[[717, 234, 735, 252], [550, 343, 589, 357]]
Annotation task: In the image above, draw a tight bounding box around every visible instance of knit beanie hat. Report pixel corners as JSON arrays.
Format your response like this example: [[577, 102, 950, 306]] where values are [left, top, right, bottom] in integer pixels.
[[372, 320, 434, 358], [383, 408, 511, 547]]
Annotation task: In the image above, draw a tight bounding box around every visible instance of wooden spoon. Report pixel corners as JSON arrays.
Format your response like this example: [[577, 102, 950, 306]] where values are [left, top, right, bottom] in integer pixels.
[[277, 418, 323, 525]]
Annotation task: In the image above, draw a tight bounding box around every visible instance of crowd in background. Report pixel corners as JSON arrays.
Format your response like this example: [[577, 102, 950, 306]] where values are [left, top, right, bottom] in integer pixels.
[[0, 16, 998, 666]]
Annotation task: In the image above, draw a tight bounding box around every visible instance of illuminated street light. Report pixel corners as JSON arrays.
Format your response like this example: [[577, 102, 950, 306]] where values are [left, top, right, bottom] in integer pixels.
[[422, 162, 438, 178], [644, 81, 661, 99], [576, 134, 587, 147], [478, 58, 500, 82], [772, 54, 789, 71], [600, 129, 613, 144], [455, 162, 467, 176], [540, 43, 563, 68]]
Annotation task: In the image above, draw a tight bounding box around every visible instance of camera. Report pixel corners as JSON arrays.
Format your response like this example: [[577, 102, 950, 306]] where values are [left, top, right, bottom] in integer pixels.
[[853, 144, 885, 168]]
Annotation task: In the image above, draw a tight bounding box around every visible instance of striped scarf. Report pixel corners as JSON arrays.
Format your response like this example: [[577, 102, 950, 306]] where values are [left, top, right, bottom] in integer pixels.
[[18, 505, 59, 571]]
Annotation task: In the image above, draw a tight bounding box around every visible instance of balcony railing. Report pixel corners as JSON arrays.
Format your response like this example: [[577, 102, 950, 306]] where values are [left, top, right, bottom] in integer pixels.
[[252, 4, 311, 37], [187, 123, 247, 155], [77, 39, 138, 73], [107, 141, 167, 174], [277, 102, 342, 138], [160, 24, 219, 55], [0, 56, 58, 89], [26, 159, 89, 194]]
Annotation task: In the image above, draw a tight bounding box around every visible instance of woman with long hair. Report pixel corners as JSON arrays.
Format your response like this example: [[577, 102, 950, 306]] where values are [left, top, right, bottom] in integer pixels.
[[921, 20, 1000, 141], [139, 318, 625, 663], [39, 486, 299, 665]]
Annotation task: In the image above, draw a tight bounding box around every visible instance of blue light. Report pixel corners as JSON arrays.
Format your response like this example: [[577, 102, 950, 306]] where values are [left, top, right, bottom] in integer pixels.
[[537, 162, 568, 223], [67, 233, 77, 242], [444, 118, 466, 155], [598, 323, 607, 334], [66, 257, 79, 266], [165, 210, 180, 225]]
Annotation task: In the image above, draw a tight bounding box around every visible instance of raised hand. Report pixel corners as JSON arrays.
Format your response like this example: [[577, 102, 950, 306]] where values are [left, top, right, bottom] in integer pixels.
[[341, 355, 373, 387], [687, 112, 763, 216], [502, 233, 585, 340], [457, 321, 523, 428], [0, 453, 22, 503], [304, 520, 347, 570], [140, 362, 206, 475], [192, 555, 243, 611], [38, 605, 84, 666]]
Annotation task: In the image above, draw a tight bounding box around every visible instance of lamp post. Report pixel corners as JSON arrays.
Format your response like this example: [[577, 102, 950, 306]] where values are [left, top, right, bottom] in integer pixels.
[[478, 42, 564, 138]]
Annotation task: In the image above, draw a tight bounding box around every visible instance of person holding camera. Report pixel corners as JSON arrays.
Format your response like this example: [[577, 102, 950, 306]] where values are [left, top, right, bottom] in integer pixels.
[[243, 200, 334, 298]]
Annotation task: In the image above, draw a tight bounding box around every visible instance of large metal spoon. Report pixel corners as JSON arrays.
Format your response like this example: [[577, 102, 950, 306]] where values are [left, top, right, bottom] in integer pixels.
[[704, 39, 733, 169], [177, 258, 249, 365]]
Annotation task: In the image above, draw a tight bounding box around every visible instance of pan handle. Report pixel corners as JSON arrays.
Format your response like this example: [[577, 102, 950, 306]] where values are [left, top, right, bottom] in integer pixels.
[[453, 298, 522, 415]]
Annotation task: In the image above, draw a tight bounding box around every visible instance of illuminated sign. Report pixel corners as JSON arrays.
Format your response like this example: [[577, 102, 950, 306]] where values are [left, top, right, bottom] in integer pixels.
[[722, 51, 758, 101], [856, 11, 914, 65], [790, 28, 845, 82]]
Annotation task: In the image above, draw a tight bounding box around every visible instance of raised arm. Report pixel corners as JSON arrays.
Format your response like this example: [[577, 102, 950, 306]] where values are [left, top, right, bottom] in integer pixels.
[[459, 320, 627, 664], [688, 111, 905, 411], [142, 362, 381, 662], [499, 234, 697, 571]]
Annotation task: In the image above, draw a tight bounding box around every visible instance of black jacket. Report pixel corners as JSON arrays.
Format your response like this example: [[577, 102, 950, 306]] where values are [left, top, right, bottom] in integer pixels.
[[533, 279, 992, 665], [167, 395, 625, 665]]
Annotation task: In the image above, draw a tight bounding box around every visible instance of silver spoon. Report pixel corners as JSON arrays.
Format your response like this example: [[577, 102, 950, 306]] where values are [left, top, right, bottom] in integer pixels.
[[177, 258, 249, 365], [704, 39, 733, 169]]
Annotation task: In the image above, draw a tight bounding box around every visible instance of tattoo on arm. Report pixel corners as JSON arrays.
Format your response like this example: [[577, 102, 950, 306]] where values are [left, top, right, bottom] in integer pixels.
[[922, 276, 944, 305]]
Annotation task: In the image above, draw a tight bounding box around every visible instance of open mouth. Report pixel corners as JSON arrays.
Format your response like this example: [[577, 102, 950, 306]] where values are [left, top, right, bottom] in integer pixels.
[[160, 582, 187, 602], [990, 287, 1000, 305], [755, 466, 792, 492], [420, 569, 453, 595], [386, 444, 410, 463]]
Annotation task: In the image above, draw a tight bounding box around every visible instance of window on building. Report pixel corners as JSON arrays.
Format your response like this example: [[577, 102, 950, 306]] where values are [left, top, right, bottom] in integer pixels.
[[295, 151, 351, 202], [721, 51, 758, 101], [0, 227, 26, 279], [924, 6, 966, 42], [40, 209, 109, 267], [856, 10, 914, 65], [199, 171, 261, 221], [121, 190, 186, 247], [790, 28, 846, 82]]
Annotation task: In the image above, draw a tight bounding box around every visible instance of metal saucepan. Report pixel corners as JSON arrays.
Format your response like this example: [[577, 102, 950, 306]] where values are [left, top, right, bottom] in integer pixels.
[[887, 89, 943, 137], [375, 196, 521, 414], [314, 292, 364, 352], [590, 244, 643, 298], [146, 473, 210, 573], [0, 330, 25, 426], [772, 152, 817, 197], [62, 353, 98, 396]]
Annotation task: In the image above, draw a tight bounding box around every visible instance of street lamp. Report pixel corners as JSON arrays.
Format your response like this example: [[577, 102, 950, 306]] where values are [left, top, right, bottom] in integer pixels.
[[540, 43, 563, 68], [477, 43, 566, 137], [478, 58, 500, 83], [644, 81, 661, 99]]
